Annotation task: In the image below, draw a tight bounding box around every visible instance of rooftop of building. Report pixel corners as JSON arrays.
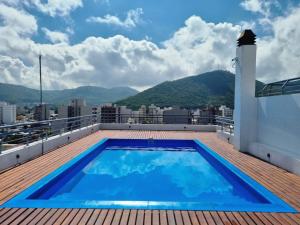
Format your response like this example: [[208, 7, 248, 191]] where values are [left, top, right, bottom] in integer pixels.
[[0, 130, 300, 224]]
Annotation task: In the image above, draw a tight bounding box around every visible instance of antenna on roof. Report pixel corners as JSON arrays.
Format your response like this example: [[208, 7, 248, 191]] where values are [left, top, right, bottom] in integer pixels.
[[39, 54, 43, 106]]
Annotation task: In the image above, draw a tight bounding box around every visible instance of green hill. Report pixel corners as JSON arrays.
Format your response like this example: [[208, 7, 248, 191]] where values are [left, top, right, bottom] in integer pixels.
[[0, 83, 138, 106], [116, 70, 264, 109]]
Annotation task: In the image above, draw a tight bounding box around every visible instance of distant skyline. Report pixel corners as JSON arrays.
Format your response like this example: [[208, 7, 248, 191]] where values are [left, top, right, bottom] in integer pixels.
[[0, 0, 299, 91]]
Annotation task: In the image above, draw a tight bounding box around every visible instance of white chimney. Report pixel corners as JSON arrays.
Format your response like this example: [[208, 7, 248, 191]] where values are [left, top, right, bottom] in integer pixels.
[[233, 30, 257, 152]]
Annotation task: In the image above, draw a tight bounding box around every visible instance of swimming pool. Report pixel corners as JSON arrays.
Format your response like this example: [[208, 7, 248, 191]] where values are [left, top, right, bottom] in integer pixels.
[[2, 138, 296, 212]]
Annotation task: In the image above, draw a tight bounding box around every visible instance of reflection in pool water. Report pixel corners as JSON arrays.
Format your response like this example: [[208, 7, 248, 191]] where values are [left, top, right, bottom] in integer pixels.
[[52, 148, 264, 204]]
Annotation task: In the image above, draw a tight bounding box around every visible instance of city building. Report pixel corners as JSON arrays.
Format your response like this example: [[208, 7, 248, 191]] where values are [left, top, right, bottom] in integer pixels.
[[33, 104, 50, 121], [56, 99, 92, 130], [163, 107, 191, 124], [58, 99, 92, 119], [148, 104, 163, 124], [138, 105, 147, 123], [130, 110, 140, 124], [219, 105, 233, 118], [197, 107, 218, 124], [0, 102, 16, 125], [100, 104, 117, 123], [116, 106, 132, 123]]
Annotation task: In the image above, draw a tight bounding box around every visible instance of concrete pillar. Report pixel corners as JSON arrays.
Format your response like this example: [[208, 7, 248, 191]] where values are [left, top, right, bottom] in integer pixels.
[[233, 30, 257, 152]]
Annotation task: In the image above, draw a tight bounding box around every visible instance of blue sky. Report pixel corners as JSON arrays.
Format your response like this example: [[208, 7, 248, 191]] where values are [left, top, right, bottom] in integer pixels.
[[0, 0, 299, 90], [32, 0, 295, 45]]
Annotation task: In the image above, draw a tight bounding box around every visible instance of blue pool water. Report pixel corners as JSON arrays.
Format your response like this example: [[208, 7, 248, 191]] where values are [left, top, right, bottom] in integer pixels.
[[1, 139, 297, 212]]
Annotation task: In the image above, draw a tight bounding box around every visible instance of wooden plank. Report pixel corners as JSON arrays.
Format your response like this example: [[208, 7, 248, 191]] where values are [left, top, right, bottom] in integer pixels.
[[238, 212, 257, 225], [5, 208, 35, 225], [111, 210, 123, 225], [1, 208, 27, 225], [160, 210, 168, 225], [87, 210, 101, 225], [44, 209, 66, 225], [128, 209, 137, 225], [270, 213, 299, 225], [202, 212, 215, 225], [136, 210, 144, 225], [188, 211, 200, 225], [144, 210, 152, 225], [247, 212, 270, 225], [49, 209, 72, 225], [152, 210, 160, 225], [209, 212, 223, 225], [103, 209, 116, 225], [119, 210, 130, 225], [195, 211, 208, 225], [95, 209, 109, 225], [181, 211, 192, 225], [19, 208, 44, 225], [167, 210, 176, 225], [26, 209, 51, 225], [61, 209, 80, 225], [36, 209, 59, 225], [174, 211, 184, 225], [78, 209, 94, 225], [0, 208, 21, 224], [231, 212, 248, 225], [70, 209, 87, 225]]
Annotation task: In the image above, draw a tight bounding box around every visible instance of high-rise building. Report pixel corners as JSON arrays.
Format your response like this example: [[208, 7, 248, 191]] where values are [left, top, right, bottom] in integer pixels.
[[116, 106, 132, 123], [33, 104, 50, 121], [58, 99, 92, 119], [56, 99, 92, 130], [0, 102, 16, 125], [219, 105, 233, 118], [138, 105, 147, 123], [163, 107, 191, 124], [68, 99, 91, 117], [100, 104, 117, 123], [148, 104, 163, 124]]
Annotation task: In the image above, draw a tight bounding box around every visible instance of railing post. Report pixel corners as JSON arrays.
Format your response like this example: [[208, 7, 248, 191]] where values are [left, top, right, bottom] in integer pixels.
[[0, 138, 3, 154], [27, 130, 31, 146]]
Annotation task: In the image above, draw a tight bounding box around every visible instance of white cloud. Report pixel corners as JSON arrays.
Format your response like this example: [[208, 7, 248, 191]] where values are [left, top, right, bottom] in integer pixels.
[[0, 3, 299, 92], [1, 0, 83, 17], [0, 3, 37, 35], [256, 6, 300, 82], [28, 0, 83, 17], [42, 28, 69, 44], [162, 16, 240, 76], [86, 8, 144, 29], [240, 0, 280, 17]]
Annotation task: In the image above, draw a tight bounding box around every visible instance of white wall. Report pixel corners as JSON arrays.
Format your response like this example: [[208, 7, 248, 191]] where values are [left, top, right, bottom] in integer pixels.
[[249, 93, 300, 175], [233, 45, 257, 152], [0, 124, 100, 172]]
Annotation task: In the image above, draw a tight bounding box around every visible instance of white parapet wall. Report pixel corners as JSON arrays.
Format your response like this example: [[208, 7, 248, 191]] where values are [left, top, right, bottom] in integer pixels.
[[99, 123, 217, 132], [249, 93, 300, 175], [0, 124, 100, 172]]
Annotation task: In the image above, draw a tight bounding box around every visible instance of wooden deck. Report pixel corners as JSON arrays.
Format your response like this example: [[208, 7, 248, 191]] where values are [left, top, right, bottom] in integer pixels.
[[0, 130, 300, 225]]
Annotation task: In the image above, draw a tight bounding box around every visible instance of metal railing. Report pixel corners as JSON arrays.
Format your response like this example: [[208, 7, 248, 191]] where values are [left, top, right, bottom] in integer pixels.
[[0, 113, 233, 153], [215, 116, 234, 135], [256, 77, 300, 97], [0, 114, 98, 153], [101, 113, 217, 125]]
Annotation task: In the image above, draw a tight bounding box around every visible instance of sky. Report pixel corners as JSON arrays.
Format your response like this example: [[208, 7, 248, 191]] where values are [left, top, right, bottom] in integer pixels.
[[0, 0, 299, 91]]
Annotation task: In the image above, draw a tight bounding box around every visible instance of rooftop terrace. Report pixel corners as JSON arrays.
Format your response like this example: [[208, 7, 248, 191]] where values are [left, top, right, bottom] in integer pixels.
[[0, 130, 300, 224]]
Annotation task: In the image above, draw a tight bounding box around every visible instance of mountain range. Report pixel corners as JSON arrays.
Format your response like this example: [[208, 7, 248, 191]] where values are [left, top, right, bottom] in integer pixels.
[[116, 70, 264, 109], [0, 83, 138, 106], [0, 70, 264, 108]]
